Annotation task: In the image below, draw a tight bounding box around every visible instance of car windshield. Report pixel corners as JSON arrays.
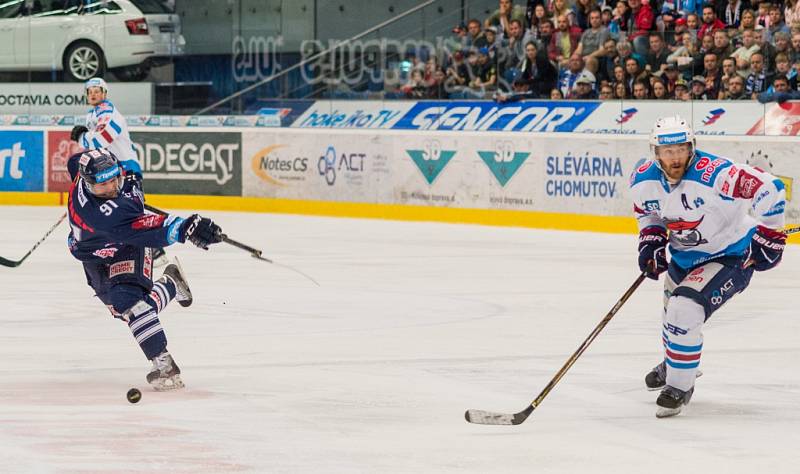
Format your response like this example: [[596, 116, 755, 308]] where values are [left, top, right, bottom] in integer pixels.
[[129, 0, 172, 14]]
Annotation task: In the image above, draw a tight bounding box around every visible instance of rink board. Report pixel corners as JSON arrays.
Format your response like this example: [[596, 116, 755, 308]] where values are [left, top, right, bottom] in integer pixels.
[[0, 128, 797, 237]]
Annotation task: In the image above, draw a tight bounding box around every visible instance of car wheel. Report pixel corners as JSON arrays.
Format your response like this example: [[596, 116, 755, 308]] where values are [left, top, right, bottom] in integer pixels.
[[114, 65, 150, 82], [64, 42, 106, 82]]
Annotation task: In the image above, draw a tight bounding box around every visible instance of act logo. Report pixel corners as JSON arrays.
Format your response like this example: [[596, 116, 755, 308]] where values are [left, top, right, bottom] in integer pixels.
[[405, 140, 456, 184], [702, 108, 726, 126], [616, 108, 638, 124], [317, 145, 365, 186], [477, 141, 530, 186]]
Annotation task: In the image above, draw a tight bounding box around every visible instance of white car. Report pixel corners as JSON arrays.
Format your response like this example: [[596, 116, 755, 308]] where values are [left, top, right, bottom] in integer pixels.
[[0, 0, 185, 81]]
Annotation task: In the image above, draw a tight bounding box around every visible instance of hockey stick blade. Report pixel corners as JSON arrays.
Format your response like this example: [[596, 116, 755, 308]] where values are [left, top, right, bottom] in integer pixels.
[[1, 212, 67, 268], [465, 406, 534, 425]]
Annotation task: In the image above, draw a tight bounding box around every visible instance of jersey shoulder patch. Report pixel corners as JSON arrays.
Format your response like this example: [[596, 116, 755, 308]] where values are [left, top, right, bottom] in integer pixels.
[[683, 150, 732, 187], [630, 160, 663, 187]]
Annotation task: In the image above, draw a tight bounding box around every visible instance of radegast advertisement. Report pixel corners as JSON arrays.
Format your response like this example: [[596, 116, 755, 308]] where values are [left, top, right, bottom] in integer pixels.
[[0, 130, 43, 191], [131, 131, 242, 195]]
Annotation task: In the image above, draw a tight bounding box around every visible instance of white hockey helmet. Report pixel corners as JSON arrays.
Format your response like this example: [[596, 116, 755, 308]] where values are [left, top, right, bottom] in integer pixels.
[[649, 115, 695, 155], [85, 77, 108, 93]]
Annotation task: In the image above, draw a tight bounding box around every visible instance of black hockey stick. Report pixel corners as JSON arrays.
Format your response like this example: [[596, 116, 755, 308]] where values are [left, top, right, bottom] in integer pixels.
[[465, 272, 647, 425], [144, 204, 320, 286], [0, 212, 68, 268]]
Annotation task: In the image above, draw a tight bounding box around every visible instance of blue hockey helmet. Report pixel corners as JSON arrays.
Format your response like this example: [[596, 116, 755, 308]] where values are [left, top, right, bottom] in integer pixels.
[[78, 149, 122, 197]]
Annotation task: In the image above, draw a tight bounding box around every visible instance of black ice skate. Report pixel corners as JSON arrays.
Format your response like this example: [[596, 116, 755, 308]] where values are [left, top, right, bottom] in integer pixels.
[[645, 360, 702, 391], [147, 351, 184, 391], [655, 385, 694, 418], [161, 257, 192, 307]]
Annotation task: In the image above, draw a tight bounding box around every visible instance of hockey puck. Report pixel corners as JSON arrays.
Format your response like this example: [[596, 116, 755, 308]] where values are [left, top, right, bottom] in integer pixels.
[[127, 388, 142, 404]]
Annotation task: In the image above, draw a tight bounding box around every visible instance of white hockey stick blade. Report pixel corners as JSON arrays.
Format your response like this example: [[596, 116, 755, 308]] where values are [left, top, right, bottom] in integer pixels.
[[464, 409, 517, 425]]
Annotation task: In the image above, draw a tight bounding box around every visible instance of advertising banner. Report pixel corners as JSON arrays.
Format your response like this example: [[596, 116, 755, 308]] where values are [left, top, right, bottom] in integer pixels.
[[391, 100, 600, 132], [47, 131, 82, 192], [131, 131, 242, 196], [0, 83, 153, 115], [291, 100, 416, 129], [0, 130, 44, 191]]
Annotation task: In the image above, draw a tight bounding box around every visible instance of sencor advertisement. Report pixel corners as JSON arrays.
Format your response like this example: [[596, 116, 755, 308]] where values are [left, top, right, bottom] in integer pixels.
[[130, 131, 242, 196], [0, 130, 44, 191]]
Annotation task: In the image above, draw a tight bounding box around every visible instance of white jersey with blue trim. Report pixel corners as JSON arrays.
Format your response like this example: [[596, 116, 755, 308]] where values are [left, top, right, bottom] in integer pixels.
[[81, 99, 141, 175], [630, 149, 786, 269]]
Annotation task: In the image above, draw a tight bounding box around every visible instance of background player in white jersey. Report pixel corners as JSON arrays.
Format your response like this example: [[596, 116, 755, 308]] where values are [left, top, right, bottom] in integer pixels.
[[629, 116, 787, 418], [70, 78, 141, 180]]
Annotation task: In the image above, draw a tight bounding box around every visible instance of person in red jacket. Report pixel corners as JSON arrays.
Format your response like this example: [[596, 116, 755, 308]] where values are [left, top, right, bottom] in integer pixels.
[[627, 0, 655, 55], [698, 5, 726, 39]]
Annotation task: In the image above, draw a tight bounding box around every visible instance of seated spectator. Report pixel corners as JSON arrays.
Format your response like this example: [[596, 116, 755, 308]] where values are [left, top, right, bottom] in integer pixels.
[[495, 76, 537, 102], [614, 81, 630, 98], [549, 14, 582, 66], [599, 83, 614, 99], [753, 26, 777, 72], [573, 0, 597, 30], [665, 17, 688, 47], [711, 29, 734, 64], [720, 57, 739, 92], [530, 4, 549, 40], [702, 52, 723, 98], [745, 52, 774, 96], [730, 28, 759, 76], [551, 0, 572, 23], [698, 5, 726, 39], [667, 31, 699, 74], [632, 78, 652, 99], [765, 5, 791, 42], [597, 38, 618, 82], [755, 2, 771, 30], [645, 32, 670, 73], [485, 0, 527, 37], [601, 6, 618, 38], [558, 56, 585, 96], [470, 48, 498, 92], [791, 33, 800, 65], [731, 9, 757, 45], [686, 13, 700, 38], [773, 32, 792, 59], [786, 0, 800, 28], [610, 2, 630, 38], [624, 56, 644, 91], [663, 64, 682, 94], [721, 0, 751, 28], [427, 67, 449, 99], [550, 88, 565, 99], [401, 69, 427, 98], [723, 74, 750, 98], [465, 19, 488, 49], [757, 75, 800, 101], [615, 40, 643, 69], [652, 77, 669, 99], [517, 41, 559, 96], [445, 50, 470, 89], [504, 19, 533, 69], [674, 77, 691, 100], [773, 53, 794, 84], [613, 64, 627, 85], [690, 75, 709, 99], [572, 71, 599, 98], [627, 0, 655, 55], [574, 8, 611, 61]]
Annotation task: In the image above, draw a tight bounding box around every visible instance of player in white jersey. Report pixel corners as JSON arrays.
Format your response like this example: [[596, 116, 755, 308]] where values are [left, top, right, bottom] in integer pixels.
[[70, 78, 142, 180], [629, 116, 787, 418]]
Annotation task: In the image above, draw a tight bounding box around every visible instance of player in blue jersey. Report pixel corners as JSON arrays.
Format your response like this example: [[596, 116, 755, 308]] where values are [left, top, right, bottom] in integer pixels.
[[630, 116, 787, 417], [67, 148, 223, 390]]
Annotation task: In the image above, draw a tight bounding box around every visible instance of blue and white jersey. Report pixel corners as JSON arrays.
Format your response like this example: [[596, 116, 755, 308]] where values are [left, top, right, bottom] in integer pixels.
[[630, 149, 786, 269], [81, 99, 141, 175]]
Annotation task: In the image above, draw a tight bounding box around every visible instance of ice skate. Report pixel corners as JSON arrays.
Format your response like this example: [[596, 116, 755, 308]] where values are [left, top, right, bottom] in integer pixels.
[[645, 361, 701, 391], [161, 257, 192, 307], [146, 351, 184, 391], [655, 385, 694, 418]]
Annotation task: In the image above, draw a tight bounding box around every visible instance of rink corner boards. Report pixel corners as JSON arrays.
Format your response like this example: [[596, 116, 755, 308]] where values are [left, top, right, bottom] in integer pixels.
[[3, 191, 799, 243]]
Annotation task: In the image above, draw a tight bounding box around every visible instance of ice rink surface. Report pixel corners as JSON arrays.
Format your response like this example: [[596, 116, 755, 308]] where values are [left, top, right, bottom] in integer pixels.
[[1, 205, 799, 473]]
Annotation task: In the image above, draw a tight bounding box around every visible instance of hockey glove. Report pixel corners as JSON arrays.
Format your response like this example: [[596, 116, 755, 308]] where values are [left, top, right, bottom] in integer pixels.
[[180, 214, 223, 250], [748, 225, 786, 271], [70, 125, 88, 142], [638, 226, 668, 280]]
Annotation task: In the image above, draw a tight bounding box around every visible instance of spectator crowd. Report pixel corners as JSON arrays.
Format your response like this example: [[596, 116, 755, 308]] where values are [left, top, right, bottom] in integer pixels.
[[395, 0, 800, 102]]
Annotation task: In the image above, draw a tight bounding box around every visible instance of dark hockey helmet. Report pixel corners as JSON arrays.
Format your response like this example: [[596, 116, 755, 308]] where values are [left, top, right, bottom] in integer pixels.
[[78, 149, 123, 197]]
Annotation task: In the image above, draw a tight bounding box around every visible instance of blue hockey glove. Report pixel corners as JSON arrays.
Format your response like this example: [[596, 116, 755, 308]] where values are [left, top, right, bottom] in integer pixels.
[[180, 214, 223, 250], [638, 226, 668, 280], [748, 225, 786, 271]]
